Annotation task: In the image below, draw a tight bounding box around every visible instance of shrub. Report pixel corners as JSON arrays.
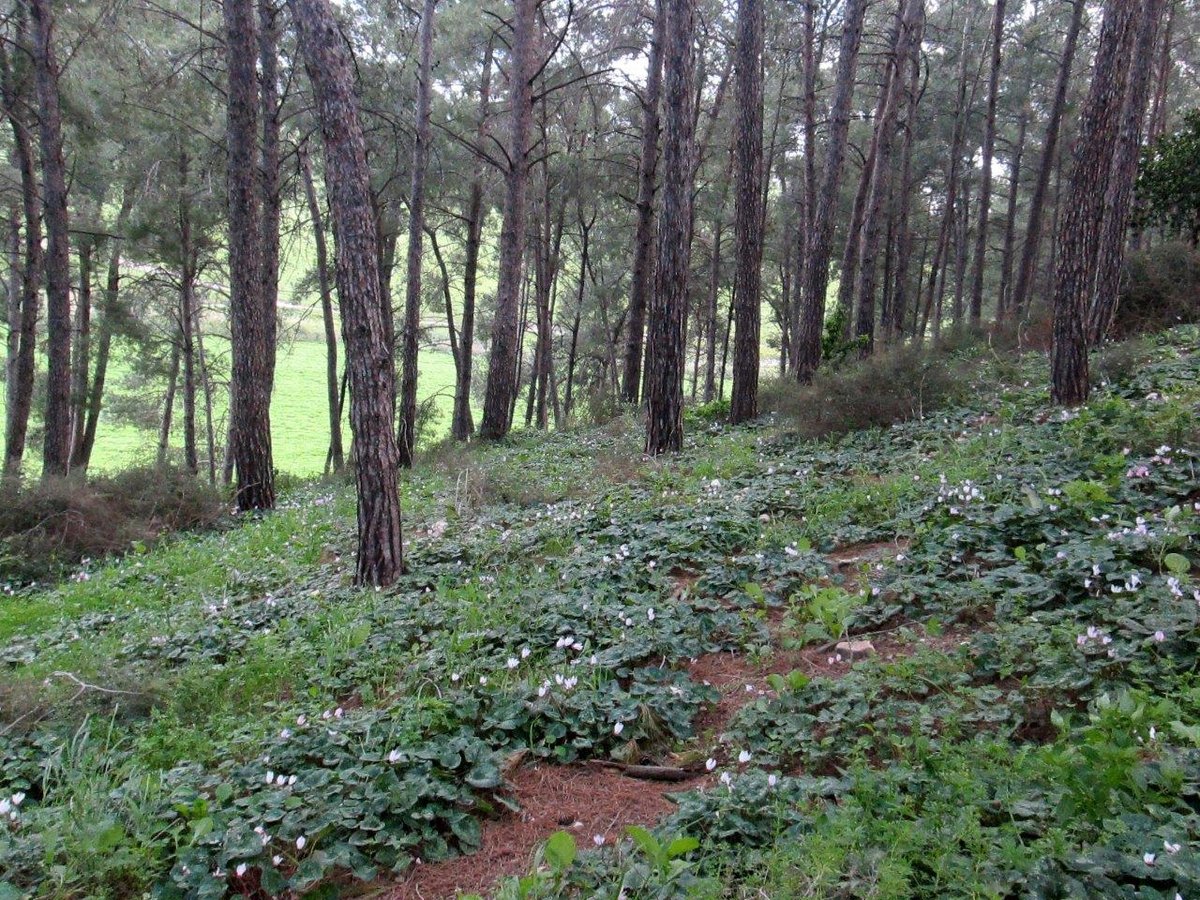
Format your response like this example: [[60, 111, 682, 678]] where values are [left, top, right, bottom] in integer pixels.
[[1114, 241, 1200, 337], [760, 348, 970, 440], [0, 466, 226, 583]]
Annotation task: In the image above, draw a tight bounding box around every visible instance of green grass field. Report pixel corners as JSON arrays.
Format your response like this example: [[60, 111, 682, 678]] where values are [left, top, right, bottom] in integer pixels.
[[0, 337, 462, 477]]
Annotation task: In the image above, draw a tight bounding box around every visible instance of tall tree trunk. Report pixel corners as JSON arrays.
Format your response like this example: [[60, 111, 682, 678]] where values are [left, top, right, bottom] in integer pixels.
[[453, 40, 493, 442], [564, 209, 591, 417], [196, 304, 217, 484], [69, 240, 92, 469], [621, 0, 665, 405], [301, 144, 344, 473], [703, 217, 723, 402], [888, 36, 922, 343], [78, 191, 133, 475], [854, 0, 923, 354], [794, 0, 868, 382], [644, 0, 695, 454], [1011, 0, 1084, 320], [967, 0, 1008, 326], [479, 0, 536, 440], [792, 0, 817, 363], [290, 0, 405, 586], [1, 24, 41, 480], [157, 345, 181, 466], [397, 0, 436, 466], [941, 19, 975, 334], [729, 0, 764, 423], [997, 105, 1028, 319], [1050, 0, 1141, 405], [1088, 0, 1167, 345], [179, 150, 199, 475], [30, 0, 71, 478], [259, 0, 282, 391], [225, 0, 275, 509], [4, 210, 20, 471]]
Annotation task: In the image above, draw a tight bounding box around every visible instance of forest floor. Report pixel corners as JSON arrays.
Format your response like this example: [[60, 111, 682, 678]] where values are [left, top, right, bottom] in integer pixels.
[[1, 327, 1199, 899]]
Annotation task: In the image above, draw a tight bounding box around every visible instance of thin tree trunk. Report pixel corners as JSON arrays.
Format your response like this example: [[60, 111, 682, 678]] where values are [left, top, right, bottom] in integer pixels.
[[795, 0, 869, 382], [1088, 0, 1167, 345], [644, 0, 695, 454], [729, 0, 764, 423], [30, 0, 72, 478], [997, 106, 1028, 320], [888, 38, 922, 343], [78, 191, 133, 475], [968, 0, 1008, 326], [453, 40, 493, 442], [69, 240, 93, 469], [398, 0, 436, 466], [855, 0, 923, 354], [301, 144, 344, 473], [480, 0, 536, 440], [1011, 0, 1085, 320], [225, 0, 275, 509], [157, 345, 181, 466], [1051, 0, 1141, 405], [703, 217, 722, 402], [195, 300, 217, 484], [290, 0, 405, 585], [621, 0, 666, 405], [179, 149, 199, 475]]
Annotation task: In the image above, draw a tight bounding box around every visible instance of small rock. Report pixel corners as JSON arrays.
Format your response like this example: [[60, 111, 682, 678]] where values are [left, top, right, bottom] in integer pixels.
[[835, 640, 875, 656]]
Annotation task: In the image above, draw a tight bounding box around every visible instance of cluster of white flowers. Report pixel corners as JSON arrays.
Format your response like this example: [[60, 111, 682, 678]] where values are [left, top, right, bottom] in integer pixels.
[[0, 792, 25, 824], [263, 770, 298, 788]]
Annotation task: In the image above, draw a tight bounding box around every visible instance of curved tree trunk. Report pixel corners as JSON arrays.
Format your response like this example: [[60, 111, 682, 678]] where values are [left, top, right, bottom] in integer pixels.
[[644, 0, 695, 454], [729, 0, 764, 423], [290, 0, 405, 586]]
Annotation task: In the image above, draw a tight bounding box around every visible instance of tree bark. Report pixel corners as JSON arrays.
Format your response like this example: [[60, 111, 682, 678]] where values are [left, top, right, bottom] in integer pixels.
[[729, 0, 764, 424], [794, 0, 868, 382], [259, 0, 282, 392], [397, 0, 437, 465], [1050, 0, 1140, 405], [621, 0, 665, 405], [301, 144, 344, 474], [225, 0, 275, 509], [69, 240, 93, 469], [479, 0, 536, 440], [179, 150, 199, 475], [967, 0, 1008, 326], [644, 0, 695, 454], [1011, 0, 1084, 320], [30, 0, 72, 478], [453, 40, 493, 442], [997, 105, 1028, 320], [290, 0, 405, 585], [1088, 0, 1167, 345], [78, 191, 133, 475], [157, 345, 181, 466], [0, 21, 41, 480], [854, 0, 923, 354]]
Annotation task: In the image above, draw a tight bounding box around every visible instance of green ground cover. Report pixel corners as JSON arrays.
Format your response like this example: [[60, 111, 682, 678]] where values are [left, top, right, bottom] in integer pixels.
[[0, 328, 1197, 899]]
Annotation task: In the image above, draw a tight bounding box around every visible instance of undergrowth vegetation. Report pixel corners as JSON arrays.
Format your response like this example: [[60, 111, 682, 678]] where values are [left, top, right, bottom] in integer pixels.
[[0, 328, 1198, 898]]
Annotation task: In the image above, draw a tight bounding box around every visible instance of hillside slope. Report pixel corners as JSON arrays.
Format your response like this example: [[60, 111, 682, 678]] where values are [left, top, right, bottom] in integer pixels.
[[1, 329, 1198, 899]]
